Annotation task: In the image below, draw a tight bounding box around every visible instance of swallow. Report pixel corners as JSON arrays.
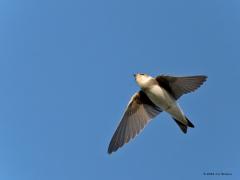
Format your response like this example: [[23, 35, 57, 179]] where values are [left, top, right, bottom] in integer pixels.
[[108, 73, 207, 154]]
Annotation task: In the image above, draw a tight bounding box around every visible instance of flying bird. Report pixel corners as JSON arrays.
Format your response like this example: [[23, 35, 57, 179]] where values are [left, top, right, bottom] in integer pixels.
[[108, 73, 207, 154]]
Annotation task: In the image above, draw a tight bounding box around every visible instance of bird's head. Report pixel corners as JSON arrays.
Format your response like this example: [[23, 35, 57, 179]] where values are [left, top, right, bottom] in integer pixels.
[[134, 73, 154, 89]]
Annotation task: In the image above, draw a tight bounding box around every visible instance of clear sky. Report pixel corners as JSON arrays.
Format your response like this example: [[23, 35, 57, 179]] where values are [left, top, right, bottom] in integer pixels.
[[0, 0, 240, 179]]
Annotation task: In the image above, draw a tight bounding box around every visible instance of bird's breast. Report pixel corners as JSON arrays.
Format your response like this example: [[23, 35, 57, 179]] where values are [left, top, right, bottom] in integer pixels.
[[145, 85, 175, 110]]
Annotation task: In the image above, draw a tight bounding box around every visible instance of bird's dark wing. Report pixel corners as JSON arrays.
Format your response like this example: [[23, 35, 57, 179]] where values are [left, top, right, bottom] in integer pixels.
[[108, 91, 162, 154], [155, 75, 207, 100]]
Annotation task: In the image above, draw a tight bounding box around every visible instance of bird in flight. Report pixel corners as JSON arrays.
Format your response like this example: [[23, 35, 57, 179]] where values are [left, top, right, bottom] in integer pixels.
[[108, 73, 207, 154]]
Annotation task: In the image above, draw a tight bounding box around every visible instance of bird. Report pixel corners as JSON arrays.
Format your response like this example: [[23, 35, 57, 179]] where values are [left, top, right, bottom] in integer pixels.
[[108, 73, 207, 154]]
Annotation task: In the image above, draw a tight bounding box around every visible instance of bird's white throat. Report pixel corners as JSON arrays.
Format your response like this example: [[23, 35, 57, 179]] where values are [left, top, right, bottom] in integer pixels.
[[135, 75, 154, 89]]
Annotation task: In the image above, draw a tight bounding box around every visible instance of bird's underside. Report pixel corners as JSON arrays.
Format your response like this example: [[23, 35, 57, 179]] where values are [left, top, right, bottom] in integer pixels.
[[108, 74, 207, 154]]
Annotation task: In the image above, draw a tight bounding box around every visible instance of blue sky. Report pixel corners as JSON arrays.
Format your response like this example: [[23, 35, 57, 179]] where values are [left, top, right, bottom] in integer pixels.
[[0, 0, 240, 179]]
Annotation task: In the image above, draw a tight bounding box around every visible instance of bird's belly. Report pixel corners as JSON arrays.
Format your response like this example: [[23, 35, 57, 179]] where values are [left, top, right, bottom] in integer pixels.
[[145, 85, 175, 110]]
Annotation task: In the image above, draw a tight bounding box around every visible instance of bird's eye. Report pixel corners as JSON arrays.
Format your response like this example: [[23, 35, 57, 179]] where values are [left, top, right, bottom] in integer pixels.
[[140, 73, 145, 76]]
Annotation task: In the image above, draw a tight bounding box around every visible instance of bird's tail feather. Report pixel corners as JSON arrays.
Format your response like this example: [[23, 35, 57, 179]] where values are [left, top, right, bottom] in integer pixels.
[[185, 116, 194, 128], [173, 116, 194, 134]]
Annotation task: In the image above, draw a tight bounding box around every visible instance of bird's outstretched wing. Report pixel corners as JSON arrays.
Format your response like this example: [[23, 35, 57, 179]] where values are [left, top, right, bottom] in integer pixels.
[[156, 75, 207, 100], [108, 91, 162, 154]]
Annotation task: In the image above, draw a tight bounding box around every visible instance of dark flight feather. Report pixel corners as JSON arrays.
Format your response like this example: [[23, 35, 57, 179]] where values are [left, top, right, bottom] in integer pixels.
[[156, 75, 207, 99], [108, 91, 162, 154]]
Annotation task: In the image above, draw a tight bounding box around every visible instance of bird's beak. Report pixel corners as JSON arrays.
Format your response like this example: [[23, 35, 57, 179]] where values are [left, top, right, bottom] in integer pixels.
[[133, 74, 136, 78]]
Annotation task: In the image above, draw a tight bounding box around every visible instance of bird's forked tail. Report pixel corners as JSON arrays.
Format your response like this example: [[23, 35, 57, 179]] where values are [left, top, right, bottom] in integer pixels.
[[173, 116, 194, 133]]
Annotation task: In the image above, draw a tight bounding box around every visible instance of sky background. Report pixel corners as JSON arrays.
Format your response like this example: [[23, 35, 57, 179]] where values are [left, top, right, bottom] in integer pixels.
[[0, 0, 240, 179]]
